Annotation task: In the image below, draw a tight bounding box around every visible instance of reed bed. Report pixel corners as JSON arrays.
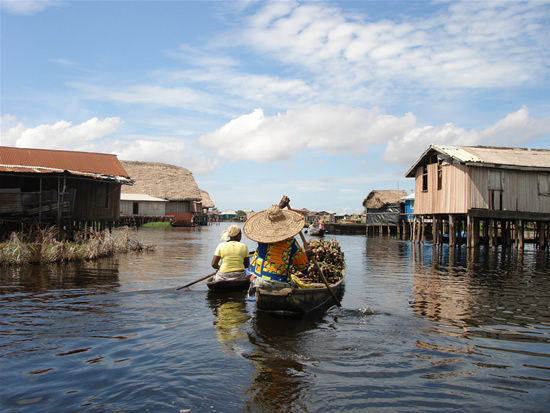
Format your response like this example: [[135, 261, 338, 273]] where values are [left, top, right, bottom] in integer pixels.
[[0, 226, 154, 266]]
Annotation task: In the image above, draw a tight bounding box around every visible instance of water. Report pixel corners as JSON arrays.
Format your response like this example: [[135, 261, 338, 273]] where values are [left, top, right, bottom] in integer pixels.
[[1, 225, 550, 412]]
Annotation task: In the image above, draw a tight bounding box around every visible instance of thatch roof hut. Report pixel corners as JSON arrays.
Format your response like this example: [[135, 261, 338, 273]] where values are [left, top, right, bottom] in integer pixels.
[[200, 189, 215, 209], [362, 190, 407, 209], [363, 190, 408, 229], [120, 161, 201, 201]]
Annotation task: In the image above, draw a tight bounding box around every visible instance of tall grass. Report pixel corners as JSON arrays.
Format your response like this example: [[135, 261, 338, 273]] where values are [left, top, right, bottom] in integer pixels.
[[0, 226, 155, 266]]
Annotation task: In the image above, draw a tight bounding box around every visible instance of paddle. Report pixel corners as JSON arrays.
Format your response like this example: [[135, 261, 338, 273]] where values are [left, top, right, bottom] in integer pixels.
[[176, 271, 217, 290], [286, 202, 341, 307]]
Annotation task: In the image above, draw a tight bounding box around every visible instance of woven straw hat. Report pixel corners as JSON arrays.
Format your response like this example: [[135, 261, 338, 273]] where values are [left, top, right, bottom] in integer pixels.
[[243, 205, 305, 243], [220, 224, 241, 241]]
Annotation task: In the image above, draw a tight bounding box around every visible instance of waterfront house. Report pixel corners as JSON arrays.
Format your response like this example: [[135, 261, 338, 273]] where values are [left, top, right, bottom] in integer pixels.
[[120, 193, 168, 217], [405, 145, 550, 248], [401, 193, 415, 219], [0, 146, 132, 238], [363, 190, 407, 235], [199, 190, 214, 213], [120, 161, 202, 226]]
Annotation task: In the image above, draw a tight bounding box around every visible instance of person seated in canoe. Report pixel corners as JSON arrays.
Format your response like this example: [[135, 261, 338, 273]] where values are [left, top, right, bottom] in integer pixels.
[[243, 196, 312, 291], [211, 225, 250, 281]]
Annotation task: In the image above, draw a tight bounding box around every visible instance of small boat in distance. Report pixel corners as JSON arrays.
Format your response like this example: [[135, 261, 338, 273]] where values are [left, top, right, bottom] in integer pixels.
[[309, 228, 325, 236]]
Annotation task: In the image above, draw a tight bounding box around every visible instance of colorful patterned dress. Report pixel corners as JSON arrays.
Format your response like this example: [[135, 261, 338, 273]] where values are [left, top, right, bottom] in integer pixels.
[[248, 238, 309, 283]]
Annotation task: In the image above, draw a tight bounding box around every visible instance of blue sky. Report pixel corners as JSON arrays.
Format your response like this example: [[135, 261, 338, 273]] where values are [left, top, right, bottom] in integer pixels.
[[2, 0, 550, 214]]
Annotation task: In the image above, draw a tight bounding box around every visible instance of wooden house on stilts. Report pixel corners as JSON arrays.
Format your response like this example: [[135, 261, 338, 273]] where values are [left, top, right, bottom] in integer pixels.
[[0, 146, 132, 239], [405, 145, 550, 249], [363, 190, 407, 236], [120, 161, 203, 226]]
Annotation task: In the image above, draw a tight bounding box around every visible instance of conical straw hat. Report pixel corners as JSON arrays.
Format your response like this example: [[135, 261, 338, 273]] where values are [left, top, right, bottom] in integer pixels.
[[243, 205, 305, 243]]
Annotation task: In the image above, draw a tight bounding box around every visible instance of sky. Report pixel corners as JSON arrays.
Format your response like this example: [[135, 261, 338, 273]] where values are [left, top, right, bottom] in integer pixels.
[[1, 0, 550, 214]]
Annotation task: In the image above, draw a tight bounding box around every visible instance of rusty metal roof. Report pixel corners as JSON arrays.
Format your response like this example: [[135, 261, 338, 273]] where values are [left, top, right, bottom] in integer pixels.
[[0, 146, 132, 182]]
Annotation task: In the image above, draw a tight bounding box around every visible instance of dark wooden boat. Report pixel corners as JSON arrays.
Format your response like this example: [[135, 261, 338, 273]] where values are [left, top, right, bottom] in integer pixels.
[[309, 228, 325, 236], [256, 270, 345, 316], [206, 277, 251, 291]]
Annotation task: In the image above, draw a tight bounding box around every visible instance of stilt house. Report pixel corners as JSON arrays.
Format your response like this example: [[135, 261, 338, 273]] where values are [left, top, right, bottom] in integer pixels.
[[405, 145, 550, 249], [120, 161, 202, 226], [363, 190, 407, 236], [0, 146, 132, 238]]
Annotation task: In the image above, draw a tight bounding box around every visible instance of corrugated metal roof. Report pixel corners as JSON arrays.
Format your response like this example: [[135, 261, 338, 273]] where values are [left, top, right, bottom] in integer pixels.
[[433, 145, 550, 168], [0, 146, 131, 182], [406, 145, 550, 177]]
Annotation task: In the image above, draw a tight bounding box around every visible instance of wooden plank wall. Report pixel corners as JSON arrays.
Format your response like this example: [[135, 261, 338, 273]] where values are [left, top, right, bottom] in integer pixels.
[[413, 163, 470, 215], [470, 168, 550, 213]]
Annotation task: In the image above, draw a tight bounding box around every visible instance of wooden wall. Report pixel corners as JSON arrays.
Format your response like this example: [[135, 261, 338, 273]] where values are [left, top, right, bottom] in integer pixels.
[[120, 200, 166, 216], [413, 163, 470, 215], [470, 168, 550, 214], [413, 162, 550, 216]]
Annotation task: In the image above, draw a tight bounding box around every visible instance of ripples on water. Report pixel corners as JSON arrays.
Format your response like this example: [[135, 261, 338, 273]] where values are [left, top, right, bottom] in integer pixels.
[[1, 226, 550, 412]]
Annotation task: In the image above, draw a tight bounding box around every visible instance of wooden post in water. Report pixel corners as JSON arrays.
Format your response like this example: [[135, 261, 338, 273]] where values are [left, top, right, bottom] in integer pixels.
[[490, 219, 495, 246], [449, 214, 455, 247], [539, 221, 547, 249], [517, 219, 524, 249]]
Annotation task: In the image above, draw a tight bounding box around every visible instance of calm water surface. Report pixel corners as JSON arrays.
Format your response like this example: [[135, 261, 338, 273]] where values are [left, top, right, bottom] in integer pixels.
[[1, 225, 550, 412]]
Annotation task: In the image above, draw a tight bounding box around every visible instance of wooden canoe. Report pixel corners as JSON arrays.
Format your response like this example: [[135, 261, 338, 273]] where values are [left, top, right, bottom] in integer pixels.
[[206, 277, 251, 292], [256, 269, 345, 316], [309, 228, 325, 236]]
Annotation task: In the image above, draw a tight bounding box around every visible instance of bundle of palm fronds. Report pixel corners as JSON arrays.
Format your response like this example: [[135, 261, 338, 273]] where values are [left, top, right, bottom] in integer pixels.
[[292, 238, 345, 284]]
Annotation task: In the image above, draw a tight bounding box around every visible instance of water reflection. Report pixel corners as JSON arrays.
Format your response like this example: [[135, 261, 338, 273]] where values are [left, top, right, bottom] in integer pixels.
[[0, 259, 120, 293], [206, 290, 250, 356], [206, 289, 322, 412], [2, 228, 550, 412], [245, 312, 325, 413], [412, 244, 550, 330]]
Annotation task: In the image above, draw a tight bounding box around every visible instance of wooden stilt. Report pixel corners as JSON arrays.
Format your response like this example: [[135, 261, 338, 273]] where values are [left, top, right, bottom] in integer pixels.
[[449, 214, 455, 247]]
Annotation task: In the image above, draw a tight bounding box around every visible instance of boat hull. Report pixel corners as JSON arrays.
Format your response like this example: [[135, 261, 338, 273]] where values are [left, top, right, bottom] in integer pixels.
[[206, 277, 251, 291], [256, 271, 345, 316]]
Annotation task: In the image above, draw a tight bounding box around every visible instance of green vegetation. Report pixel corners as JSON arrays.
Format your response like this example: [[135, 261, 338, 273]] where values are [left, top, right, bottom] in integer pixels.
[[142, 221, 171, 228], [0, 226, 155, 266]]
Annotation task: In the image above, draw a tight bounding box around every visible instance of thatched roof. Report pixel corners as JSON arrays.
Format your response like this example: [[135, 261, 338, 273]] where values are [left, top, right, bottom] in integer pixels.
[[362, 190, 407, 209], [200, 189, 215, 209], [120, 160, 201, 202]]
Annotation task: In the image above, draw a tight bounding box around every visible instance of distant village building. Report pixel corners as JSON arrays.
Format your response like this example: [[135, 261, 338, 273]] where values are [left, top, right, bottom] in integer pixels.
[[405, 145, 550, 249], [0, 146, 131, 238], [363, 190, 407, 236], [401, 193, 415, 220], [121, 161, 203, 226], [120, 194, 168, 217], [199, 190, 214, 213]]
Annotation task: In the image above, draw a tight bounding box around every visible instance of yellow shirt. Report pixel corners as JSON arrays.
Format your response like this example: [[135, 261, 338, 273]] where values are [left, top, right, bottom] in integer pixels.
[[214, 241, 249, 273]]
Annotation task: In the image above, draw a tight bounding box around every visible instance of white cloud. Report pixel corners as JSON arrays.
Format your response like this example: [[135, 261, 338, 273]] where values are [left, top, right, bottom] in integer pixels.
[[0, 116, 219, 175], [110, 139, 218, 175], [0, 0, 63, 15], [199, 105, 416, 162], [199, 104, 550, 168], [383, 106, 550, 166], [68, 83, 216, 112], [1, 117, 123, 149], [239, 0, 549, 95]]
